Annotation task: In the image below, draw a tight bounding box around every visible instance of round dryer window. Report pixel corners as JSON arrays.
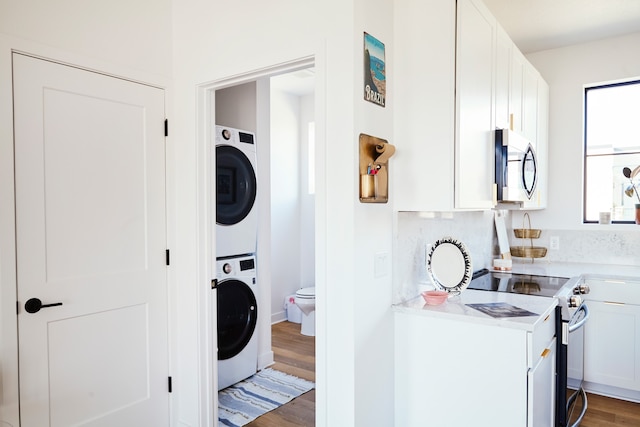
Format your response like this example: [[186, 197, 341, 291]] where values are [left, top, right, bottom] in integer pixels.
[[217, 279, 258, 360], [216, 145, 257, 225]]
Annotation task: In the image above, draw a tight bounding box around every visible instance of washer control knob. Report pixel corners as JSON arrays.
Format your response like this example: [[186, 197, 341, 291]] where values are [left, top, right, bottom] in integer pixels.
[[223, 263, 232, 275], [568, 295, 582, 308]]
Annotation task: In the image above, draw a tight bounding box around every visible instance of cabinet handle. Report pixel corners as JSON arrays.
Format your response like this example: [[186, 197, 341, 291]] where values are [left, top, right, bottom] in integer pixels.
[[540, 348, 551, 358]]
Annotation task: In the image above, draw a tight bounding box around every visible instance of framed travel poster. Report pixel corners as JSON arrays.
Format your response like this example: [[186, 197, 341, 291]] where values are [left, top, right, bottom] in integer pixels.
[[363, 32, 386, 107]]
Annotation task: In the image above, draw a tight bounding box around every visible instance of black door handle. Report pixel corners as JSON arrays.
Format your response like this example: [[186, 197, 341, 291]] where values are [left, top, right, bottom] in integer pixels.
[[24, 298, 63, 314]]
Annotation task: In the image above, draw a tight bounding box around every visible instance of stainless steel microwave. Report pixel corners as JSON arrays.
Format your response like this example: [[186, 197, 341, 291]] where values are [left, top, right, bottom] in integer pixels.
[[495, 129, 538, 203]]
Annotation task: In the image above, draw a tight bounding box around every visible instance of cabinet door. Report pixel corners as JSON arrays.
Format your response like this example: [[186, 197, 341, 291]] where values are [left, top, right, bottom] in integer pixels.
[[455, 0, 496, 209], [521, 77, 547, 210], [584, 300, 640, 392], [528, 338, 556, 427], [495, 24, 512, 130], [523, 64, 539, 143], [393, 0, 456, 211], [510, 49, 525, 134]]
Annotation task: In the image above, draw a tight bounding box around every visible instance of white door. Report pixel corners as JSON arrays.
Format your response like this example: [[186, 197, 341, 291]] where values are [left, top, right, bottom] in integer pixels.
[[13, 53, 170, 427]]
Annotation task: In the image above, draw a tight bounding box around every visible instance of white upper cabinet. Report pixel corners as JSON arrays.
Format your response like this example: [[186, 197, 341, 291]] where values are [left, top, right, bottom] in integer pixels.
[[393, 0, 548, 212], [512, 48, 541, 144], [394, 0, 456, 211], [455, 0, 497, 209], [495, 23, 512, 131], [523, 78, 548, 209]]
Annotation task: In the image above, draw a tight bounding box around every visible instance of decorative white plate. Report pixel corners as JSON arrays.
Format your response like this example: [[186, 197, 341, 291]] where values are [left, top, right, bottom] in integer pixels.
[[427, 237, 472, 294]]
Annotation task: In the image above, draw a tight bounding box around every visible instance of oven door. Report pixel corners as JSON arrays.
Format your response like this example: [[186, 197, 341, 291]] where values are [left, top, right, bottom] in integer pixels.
[[560, 303, 589, 427]]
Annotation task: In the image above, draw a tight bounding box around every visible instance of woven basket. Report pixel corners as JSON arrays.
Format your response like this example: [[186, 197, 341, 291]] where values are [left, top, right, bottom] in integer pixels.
[[513, 228, 541, 239], [510, 246, 547, 258], [511, 213, 547, 261]]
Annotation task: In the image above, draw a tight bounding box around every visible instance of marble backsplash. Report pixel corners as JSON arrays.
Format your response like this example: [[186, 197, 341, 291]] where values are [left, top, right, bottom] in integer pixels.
[[393, 210, 497, 304], [512, 228, 640, 266], [394, 210, 640, 305]]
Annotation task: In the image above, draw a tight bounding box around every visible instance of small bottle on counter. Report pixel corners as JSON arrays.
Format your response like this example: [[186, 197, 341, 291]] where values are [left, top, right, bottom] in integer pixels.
[[493, 258, 512, 271]]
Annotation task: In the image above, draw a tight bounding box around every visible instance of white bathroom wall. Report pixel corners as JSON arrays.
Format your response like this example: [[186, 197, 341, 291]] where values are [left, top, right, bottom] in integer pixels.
[[215, 82, 258, 133], [269, 86, 316, 323], [298, 93, 316, 289], [270, 87, 303, 321]]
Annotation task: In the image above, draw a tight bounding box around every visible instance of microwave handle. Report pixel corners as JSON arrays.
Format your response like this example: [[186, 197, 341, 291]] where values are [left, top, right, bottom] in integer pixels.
[[568, 304, 590, 333]]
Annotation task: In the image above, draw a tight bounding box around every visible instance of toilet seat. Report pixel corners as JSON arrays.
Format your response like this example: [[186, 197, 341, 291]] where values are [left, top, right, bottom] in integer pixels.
[[295, 287, 315, 299]]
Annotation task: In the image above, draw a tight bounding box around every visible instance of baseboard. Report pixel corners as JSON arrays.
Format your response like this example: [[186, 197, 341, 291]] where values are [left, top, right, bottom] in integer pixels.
[[271, 310, 286, 324], [583, 381, 640, 403]]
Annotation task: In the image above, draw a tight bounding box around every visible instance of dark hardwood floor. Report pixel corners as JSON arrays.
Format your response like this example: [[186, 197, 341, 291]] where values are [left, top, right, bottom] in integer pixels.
[[245, 321, 640, 427], [246, 321, 315, 427]]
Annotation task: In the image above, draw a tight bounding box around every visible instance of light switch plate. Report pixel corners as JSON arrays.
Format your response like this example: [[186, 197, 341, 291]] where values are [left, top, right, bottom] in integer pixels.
[[374, 252, 389, 278]]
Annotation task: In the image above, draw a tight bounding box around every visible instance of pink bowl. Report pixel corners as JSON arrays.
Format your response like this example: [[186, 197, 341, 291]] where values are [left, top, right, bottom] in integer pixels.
[[422, 290, 449, 305]]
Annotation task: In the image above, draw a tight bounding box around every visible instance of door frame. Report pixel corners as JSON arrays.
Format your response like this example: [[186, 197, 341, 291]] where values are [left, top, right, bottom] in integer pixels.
[[0, 38, 172, 427], [195, 55, 316, 423]]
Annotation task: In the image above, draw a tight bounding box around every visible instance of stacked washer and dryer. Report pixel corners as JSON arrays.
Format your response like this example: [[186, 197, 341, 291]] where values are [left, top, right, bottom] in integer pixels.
[[214, 125, 260, 391]]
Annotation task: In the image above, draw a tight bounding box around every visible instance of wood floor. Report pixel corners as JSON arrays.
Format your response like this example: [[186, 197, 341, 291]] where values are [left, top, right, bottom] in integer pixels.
[[246, 321, 316, 427], [580, 392, 640, 427], [244, 321, 640, 427]]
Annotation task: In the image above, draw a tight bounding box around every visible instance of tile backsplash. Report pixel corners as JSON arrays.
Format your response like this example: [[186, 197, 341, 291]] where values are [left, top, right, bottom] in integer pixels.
[[394, 210, 640, 304]]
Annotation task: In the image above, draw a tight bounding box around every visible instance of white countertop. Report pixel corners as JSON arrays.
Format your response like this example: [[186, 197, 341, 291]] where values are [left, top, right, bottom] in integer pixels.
[[394, 261, 639, 330], [393, 289, 557, 332]]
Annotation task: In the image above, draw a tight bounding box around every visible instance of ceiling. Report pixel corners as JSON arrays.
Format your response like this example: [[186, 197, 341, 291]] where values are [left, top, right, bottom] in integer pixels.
[[483, 0, 640, 53]]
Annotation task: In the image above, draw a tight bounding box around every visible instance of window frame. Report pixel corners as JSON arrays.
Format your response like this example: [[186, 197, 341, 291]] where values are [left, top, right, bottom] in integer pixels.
[[583, 79, 640, 224]]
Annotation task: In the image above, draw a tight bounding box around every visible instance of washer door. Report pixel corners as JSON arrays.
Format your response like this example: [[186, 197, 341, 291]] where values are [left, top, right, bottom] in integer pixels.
[[216, 145, 257, 225], [217, 279, 258, 360]]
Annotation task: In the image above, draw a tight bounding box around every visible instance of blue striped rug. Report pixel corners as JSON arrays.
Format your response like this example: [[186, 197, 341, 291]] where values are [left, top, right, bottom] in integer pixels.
[[218, 368, 315, 427]]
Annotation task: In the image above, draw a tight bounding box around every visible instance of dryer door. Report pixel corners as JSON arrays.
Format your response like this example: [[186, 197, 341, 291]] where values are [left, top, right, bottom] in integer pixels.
[[216, 145, 257, 225], [217, 279, 258, 360]]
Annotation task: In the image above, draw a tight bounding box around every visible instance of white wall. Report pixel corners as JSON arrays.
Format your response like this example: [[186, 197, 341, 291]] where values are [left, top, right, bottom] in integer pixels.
[[0, 3, 172, 426], [270, 88, 303, 321], [525, 32, 640, 231], [215, 83, 258, 133], [270, 86, 316, 323], [299, 94, 316, 289], [172, 1, 396, 426]]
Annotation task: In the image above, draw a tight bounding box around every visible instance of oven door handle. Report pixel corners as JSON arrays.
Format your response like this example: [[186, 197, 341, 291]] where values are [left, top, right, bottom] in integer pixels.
[[569, 388, 588, 427], [568, 304, 590, 333]]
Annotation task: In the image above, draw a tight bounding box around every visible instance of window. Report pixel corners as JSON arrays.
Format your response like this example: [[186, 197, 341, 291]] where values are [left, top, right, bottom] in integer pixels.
[[584, 80, 640, 223], [307, 121, 315, 195]]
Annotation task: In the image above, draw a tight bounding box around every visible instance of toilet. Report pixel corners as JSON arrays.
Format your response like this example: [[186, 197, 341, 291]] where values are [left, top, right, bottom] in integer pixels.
[[294, 287, 316, 336]]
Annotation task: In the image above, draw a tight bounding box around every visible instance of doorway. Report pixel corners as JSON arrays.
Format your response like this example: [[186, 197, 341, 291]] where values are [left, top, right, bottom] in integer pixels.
[[206, 59, 317, 423]]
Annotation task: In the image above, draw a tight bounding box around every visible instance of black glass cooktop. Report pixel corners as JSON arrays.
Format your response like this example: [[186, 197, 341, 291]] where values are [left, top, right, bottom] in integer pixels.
[[468, 269, 570, 298]]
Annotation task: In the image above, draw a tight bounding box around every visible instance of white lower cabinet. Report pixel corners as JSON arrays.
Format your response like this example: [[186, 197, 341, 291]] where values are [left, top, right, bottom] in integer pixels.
[[584, 300, 640, 395], [394, 311, 556, 427], [528, 337, 556, 427], [582, 278, 640, 401]]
